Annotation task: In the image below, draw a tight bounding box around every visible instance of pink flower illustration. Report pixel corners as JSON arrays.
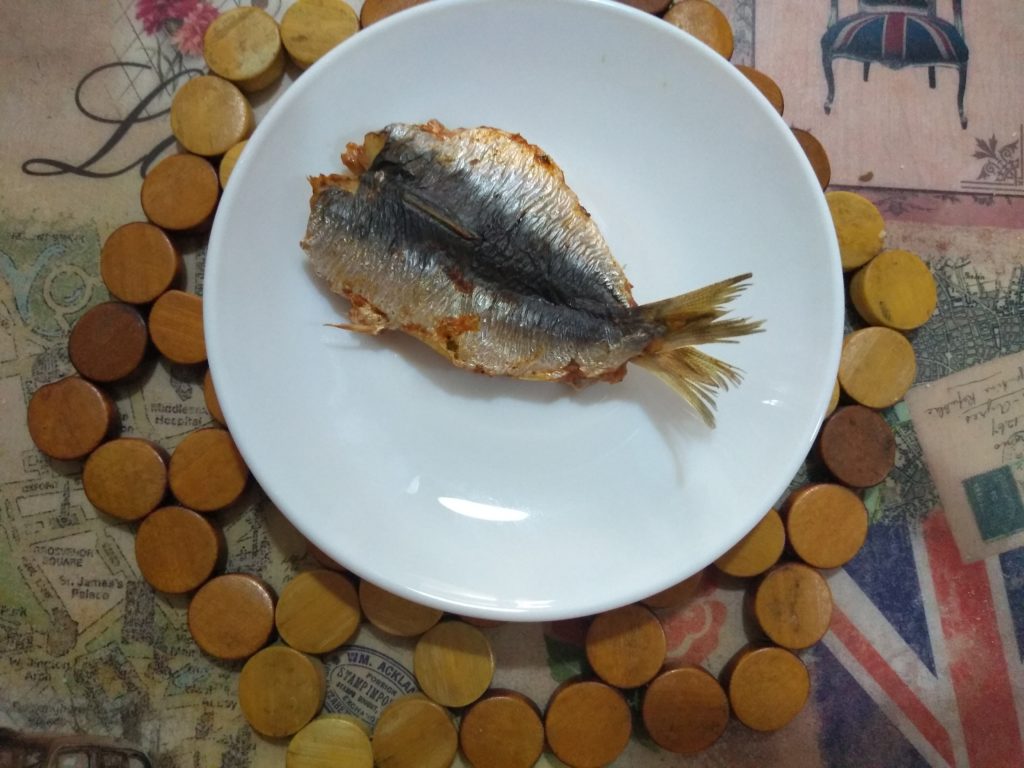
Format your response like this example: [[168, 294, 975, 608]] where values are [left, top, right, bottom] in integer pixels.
[[135, 0, 182, 34], [172, 1, 219, 56]]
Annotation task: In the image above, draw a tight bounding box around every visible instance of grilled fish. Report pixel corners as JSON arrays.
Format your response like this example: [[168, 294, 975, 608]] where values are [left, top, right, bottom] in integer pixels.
[[302, 120, 761, 425]]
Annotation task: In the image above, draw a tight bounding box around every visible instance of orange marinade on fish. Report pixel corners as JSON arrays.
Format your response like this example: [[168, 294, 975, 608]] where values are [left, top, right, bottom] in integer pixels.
[[301, 120, 762, 425]]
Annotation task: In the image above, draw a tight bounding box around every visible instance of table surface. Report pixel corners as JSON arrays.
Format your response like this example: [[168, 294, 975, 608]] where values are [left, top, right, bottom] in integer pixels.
[[1, 1, 1022, 766]]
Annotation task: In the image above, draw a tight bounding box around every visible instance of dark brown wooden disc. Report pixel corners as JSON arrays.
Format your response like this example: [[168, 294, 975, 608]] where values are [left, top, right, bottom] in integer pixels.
[[68, 302, 148, 383], [819, 405, 897, 488], [27, 377, 118, 461]]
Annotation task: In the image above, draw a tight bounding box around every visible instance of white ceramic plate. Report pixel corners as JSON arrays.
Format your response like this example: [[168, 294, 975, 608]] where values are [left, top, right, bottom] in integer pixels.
[[205, 0, 843, 620]]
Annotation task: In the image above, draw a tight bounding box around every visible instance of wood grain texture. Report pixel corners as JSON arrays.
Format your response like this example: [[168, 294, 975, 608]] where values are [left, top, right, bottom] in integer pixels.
[[135, 505, 222, 593], [585, 604, 667, 688], [141, 153, 220, 230], [784, 483, 869, 569], [69, 302, 148, 383], [459, 691, 544, 768], [414, 621, 494, 708], [82, 437, 168, 521], [27, 377, 117, 461], [275, 569, 361, 654], [642, 666, 730, 754], [714, 508, 785, 578], [826, 191, 886, 271], [850, 248, 937, 330], [726, 645, 810, 732], [169, 76, 253, 157], [168, 427, 249, 511], [188, 573, 275, 660], [839, 326, 917, 408], [753, 563, 833, 649], [545, 681, 632, 768], [372, 693, 458, 768], [286, 715, 373, 768], [238, 645, 326, 737], [281, 0, 359, 69], [820, 404, 897, 487], [100, 221, 182, 304], [359, 580, 442, 638]]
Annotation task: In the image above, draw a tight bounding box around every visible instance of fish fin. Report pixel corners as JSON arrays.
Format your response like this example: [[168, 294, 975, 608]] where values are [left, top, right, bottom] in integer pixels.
[[400, 189, 480, 241], [637, 273, 762, 350], [634, 348, 744, 428], [326, 322, 384, 335]]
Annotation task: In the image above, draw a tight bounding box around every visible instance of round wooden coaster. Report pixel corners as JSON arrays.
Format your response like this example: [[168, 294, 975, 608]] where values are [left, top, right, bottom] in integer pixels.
[[149, 289, 206, 365], [281, 0, 360, 70], [287, 714, 373, 768], [826, 191, 886, 271], [360, 0, 430, 26], [615, 0, 672, 13], [69, 302, 148, 383], [140, 153, 220, 231], [459, 690, 545, 768], [792, 128, 831, 190], [27, 377, 117, 461], [753, 563, 833, 649], [168, 427, 249, 512], [727, 645, 810, 731], [784, 483, 869, 569], [839, 326, 917, 409], [202, 369, 226, 425], [275, 569, 361, 654], [169, 76, 253, 157], [545, 681, 632, 768], [82, 437, 168, 521], [204, 7, 284, 92], [642, 665, 730, 754], [218, 140, 248, 189], [239, 645, 326, 738], [135, 505, 222, 593], [714, 508, 785, 578], [641, 571, 703, 610], [414, 621, 494, 707], [585, 604, 666, 688], [819, 405, 896, 488], [100, 221, 182, 304], [735, 65, 784, 114], [189, 573, 275, 660], [663, 0, 734, 59], [850, 248, 937, 331], [359, 580, 443, 637], [372, 693, 458, 768]]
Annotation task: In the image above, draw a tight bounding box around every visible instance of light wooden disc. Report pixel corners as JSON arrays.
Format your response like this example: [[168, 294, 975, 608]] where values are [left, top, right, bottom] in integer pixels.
[[585, 604, 666, 688], [850, 248, 937, 330], [784, 483, 868, 569], [239, 645, 326, 738], [169, 76, 253, 157], [545, 681, 632, 768], [819, 405, 896, 488], [414, 621, 494, 708], [735, 65, 784, 114], [100, 222, 182, 304], [168, 427, 249, 512], [204, 7, 283, 90], [753, 563, 833, 649], [149, 289, 206, 365], [792, 128, 831, 190], [714, 508, 785, 578], [287, 714, 373, 768], [826, 377, 841, 417], [82, 437, 168, 521], [218, 140, 248, 189], [727, 645, 810, 731], [641, 571, 703, 610], [281, 0, 360, 70], [372, 693, 458, 768], [189, 573, 276, 660], [839, 326, 917, 409], [203, 368, 226, 425], [275, 570, 361, 654], [135, 505, 222, 593], [663, 0, 734, 59], [141, 153, 220, 231], [27, 377, 117, 461], [69, 302, 148, 383], [360, 0, 431, 27], [459, 690, 544, 768], [826, 191, 886, 271], [359, 580, 443, 637], [642, 666, 730, 754]]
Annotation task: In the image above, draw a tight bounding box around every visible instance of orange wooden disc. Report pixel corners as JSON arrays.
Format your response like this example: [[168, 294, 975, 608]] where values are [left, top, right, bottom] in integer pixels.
[[641, 571, 703, 610], [141, 153, 220, 231], [727, 645, 810, 731], [359, 580, 443, 637], [69, 302, 148, 383], [819, 405, 896, 488], [135, 505, 222, 593], [82, 437, 168, 521], [714, 508, 786, 578], [238, 645, 326, 737], [372, 693, 458, 768], [784, 483, 869, 569], [753, 563, 833, 649], [545, 681, 632, 768], [275, 570, 361, 654], [168, 428, 249, 512], [642, 665, 730, 754], [149, 290, 206, 365], [735, 65, 784, 114], [189, 573, 276, 660], [360, 0, 431, 27], [27, 377, 117, 461], [203, 369, 226, 425], [792, 128, 831, 190], [100, 221, 182, 304], [615, 0, 671, 13], [585, 604, 666, 688], [459, 690, 545, 768], [663, 0, 734, 59], [169, 75, 253, 156]]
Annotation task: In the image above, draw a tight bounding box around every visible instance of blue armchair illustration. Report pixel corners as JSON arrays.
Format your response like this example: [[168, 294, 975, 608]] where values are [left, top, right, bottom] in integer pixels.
[[822, 0, 969, 128]]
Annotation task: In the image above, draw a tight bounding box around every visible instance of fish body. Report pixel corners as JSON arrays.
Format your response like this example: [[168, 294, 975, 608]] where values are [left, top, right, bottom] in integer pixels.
[[302, 121, 760, 424]]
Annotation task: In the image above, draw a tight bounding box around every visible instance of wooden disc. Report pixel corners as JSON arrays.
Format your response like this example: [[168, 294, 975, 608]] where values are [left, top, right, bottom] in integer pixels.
[[135, 505, 222, 593], [360, 0, 431, 27], [460, 690, 544, 768], [753, 563, 832, 649], [735, 65, 784, 114], [287, 715, 373, 768], [714, 508, 785, 578], [281, 0, 360, 70], [614, 0, 671, 13], [820, 405, 896, 488], [850, 249, 937, 331], [189, 573, 276, 660], [100, 222, 182, 304], [641, 571, 703, 610], [545, 681, 632, 768], [204, 7, 283, 91], [218, 140, 248, 189], [585, 604, 666, 688], [372, 693, 458, 768], [414, 621, 494, 708], [826, 191, 886, 271], [359, 580, 443, 637], [275, 570, 361, 654], [663, 0, 734, 59], [826, 378, 841, 417], [792, 128, 831, 190], [141, 153, 220, 231], [839, 326, 917, 409], [459, 616, 504, 629], [69, 302, 148, 383], [203, 369, 226, 425], [642, 666, 730, 754], [27, 377, 117, 461], [168, 428, 249, 512], [727, 645, 810, 731], [169, 76, 253, 157], [82, 437, 168, 521], [784, 483, 868, 569], [149, 289, 205, 365], [239, 645, 326, 738]]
